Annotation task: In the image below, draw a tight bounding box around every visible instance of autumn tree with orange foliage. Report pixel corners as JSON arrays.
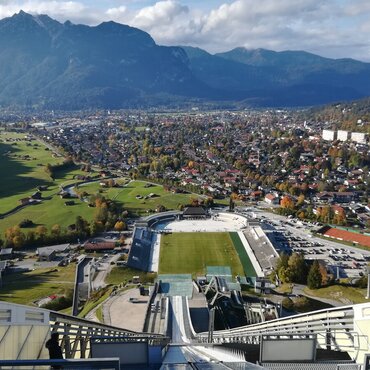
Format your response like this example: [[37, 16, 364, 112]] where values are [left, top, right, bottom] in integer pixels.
[[280, 196, 295, 209]]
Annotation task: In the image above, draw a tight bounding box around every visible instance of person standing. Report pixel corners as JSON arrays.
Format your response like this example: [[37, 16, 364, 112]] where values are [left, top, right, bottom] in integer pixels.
[[45, 332, 63, 369]]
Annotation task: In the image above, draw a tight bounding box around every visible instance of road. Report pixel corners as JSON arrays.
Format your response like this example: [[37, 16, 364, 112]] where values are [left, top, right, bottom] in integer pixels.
[[291, 284, 343, 307], [92, 254, 121, 290]]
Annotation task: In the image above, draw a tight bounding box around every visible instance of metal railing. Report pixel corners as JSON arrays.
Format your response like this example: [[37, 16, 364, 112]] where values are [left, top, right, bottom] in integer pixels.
[[197, 305, 357, 351], [49, 310, 168, 358], [0, 358, 120, 369]]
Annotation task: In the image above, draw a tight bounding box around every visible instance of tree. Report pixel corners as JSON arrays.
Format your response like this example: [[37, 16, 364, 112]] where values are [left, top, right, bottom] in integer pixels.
[[297, 211, 306, 219], [282, 297, 294, 311], [91, 221, 104, 235], [333, 207, 346, 225], [296, 194, 305, 207], [5, 226, 26, 248], [229, 196, 235, 212], [107, 179, 115, 188], [280, 196, 294, 210], [94, 204, 108, 223], [204, 197, 214, 208], [288, 253, 307, 284], [19, 219, 34, 228], [276, 253, 289, 271], [12, 234, 26, 249], [26, 231, 36, 246], [114, 221, 125, 231], [45, 163, 54, 178], [51, 224, 61, 237], [307, 261, 322, 289], [278, 266, 292, 283], [35, 225, 48, 239], [190, 197, 199, 207], [356, 274, 368, 289], [75, 216, 89, 235], [317, 206, 331, 223], [156, 204, 166, 213], [319, 263, 329, 286]]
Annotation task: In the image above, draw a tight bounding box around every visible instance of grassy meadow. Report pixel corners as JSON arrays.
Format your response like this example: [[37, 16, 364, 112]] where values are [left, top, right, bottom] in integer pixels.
[[0, 131, 94, 235], [0, 264, 76, 306], [79, 180, 197, 216]]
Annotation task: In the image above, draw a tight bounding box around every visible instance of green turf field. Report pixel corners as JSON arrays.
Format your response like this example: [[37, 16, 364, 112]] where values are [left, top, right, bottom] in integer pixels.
[[229, 232, 257, 277], [158, 232, 245, 277], [80, 180, 197, 216]]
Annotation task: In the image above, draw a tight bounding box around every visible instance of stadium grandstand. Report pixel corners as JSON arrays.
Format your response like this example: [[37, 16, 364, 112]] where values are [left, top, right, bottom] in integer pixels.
[[127, 211, 181, 271], [127, 227, 154, 271]]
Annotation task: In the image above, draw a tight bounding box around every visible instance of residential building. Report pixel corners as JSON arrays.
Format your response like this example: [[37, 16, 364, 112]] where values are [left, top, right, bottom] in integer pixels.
[[322, 129, 336, 141], [337, 130, 349, 141]]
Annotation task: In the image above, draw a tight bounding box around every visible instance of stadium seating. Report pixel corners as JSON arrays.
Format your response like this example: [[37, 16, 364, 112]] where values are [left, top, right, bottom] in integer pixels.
[[127, 227, 154, 271]]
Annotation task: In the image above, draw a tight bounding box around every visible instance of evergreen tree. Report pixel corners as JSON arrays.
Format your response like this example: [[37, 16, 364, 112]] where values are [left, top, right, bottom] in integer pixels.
[[288, 253, 307, 284], [307, 261, 322, 289]]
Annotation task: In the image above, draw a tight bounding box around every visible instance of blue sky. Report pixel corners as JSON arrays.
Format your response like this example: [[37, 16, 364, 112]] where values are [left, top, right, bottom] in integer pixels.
[[1, 0, 370, 61]]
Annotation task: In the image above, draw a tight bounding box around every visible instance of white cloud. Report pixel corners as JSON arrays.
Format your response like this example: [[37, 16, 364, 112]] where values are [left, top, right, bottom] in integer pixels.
[[105, 5, 128, 22], [133, 0, 188, 28], [0, 1, 87, 20]]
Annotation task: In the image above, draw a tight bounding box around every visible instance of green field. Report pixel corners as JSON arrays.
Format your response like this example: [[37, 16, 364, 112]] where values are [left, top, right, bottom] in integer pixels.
[[0, 131, 204, 237], [0, 131, 60, 213], [0, 196, 95, 234], [229, 232, 257, 276], [106, 266, 156, 286], [0, 264, 76, 306], [0, 131, 95, 235], [304, 284, 368, 304], [80, 180, 198, 216], [158, 232, 245, 277]]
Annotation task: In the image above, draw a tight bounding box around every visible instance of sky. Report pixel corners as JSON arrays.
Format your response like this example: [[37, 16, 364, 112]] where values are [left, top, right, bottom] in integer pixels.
[[0, 0, 370, 61]]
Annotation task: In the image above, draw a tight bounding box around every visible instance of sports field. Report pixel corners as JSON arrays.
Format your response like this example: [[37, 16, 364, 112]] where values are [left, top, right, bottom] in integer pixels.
[[158, 232, 245, 277]]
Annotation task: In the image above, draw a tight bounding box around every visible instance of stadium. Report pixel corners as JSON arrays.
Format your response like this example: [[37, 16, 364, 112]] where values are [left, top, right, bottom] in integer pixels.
[[1, 208, 370, 369], [128, 207, 276, 279]]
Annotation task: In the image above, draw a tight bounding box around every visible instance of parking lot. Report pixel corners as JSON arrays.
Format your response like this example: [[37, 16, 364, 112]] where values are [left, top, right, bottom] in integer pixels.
[[239, 206, 370, 279]]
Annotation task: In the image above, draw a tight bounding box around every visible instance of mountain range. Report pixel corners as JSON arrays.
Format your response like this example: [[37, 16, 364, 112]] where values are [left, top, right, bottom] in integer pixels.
[[1, 11, 370, 109]]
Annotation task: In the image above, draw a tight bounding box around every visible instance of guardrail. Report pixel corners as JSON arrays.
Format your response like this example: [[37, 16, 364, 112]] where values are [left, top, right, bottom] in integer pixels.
[[0, 301, 168, 360], [197, 304, 370, 363], [197, 305, 355, 344], [0, 358, 120, 369]]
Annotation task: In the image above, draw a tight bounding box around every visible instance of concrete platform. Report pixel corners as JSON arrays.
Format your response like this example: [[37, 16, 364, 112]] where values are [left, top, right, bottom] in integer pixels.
[[104, 288, 148, 332]]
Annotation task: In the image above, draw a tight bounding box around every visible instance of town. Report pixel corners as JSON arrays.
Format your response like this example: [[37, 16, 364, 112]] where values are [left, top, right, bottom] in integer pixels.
[[29, 108, 369, 229]]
